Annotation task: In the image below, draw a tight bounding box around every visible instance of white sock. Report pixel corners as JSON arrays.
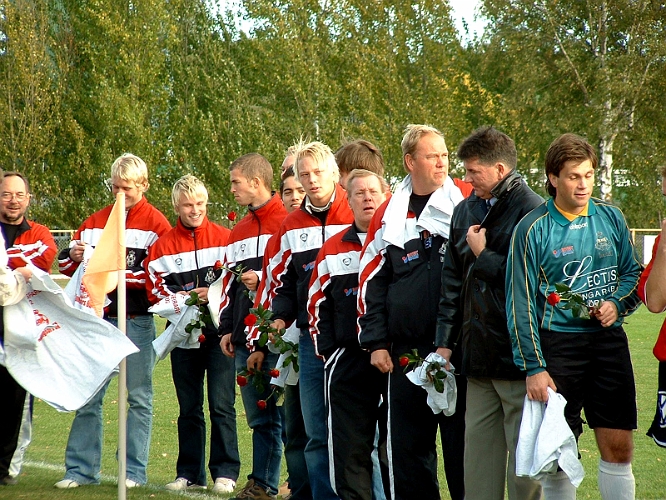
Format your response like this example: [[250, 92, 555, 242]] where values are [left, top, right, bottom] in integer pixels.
[[598, 459, 635, 500], [541, 470, 577, 500]]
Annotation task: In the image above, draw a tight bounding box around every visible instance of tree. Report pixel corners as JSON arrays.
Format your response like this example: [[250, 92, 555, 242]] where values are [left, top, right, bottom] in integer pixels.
[[235, 0, 491, 179], [0, 0, 64, 224], [476, 0, 666, 214]]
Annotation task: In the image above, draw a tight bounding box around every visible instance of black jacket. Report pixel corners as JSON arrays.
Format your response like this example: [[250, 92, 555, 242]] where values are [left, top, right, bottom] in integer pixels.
[[436, 170, 543, 379]]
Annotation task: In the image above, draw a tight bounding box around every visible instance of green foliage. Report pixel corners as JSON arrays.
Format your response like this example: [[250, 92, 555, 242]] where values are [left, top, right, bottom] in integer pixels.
[[474, 0, 666, 219], [184, 290, 213, 334], [552, 282, 592, 320], [249, 303, 299, 372], [399, 348, 449, 393], [1, 0, 665, 229]]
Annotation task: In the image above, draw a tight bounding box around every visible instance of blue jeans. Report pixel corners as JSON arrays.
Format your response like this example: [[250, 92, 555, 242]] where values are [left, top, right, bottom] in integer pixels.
[[299, 329, 339, 500], [235, 346, 283, 494], [63, 315, 155, 485], [371, 426, 386, 500], [171, 343, 240, 486]]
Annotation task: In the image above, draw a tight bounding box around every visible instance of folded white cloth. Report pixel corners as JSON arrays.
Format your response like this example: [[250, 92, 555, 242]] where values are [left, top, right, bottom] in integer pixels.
[[269, 323, 300, 387], [516, 387, 585, 487], [149, 294, 201, 359], [382, 175, 463, 249], [405, 352, 457, 415]]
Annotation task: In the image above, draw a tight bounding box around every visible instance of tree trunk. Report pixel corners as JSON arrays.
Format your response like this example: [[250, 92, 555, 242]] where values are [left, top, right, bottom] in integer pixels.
[[598, 134, 614, 202]]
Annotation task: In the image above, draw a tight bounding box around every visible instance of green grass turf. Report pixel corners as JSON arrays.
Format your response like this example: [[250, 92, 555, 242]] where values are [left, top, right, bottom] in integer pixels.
[[3, 309, 665, 499]]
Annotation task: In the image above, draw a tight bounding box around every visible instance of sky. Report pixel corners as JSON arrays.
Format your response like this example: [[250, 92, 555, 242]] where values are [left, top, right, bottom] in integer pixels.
[[449, 0, 485, 43], [220, 0, 485, 42]]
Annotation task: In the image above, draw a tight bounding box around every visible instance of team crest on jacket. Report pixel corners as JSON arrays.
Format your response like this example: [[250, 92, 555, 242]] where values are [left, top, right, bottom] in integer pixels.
[[240, 243, 246, 253], [126, 250, 136, 268], [439, 243, 447, 262], [300, 233, 308, 242], [595, 231, 613, 258], [205, 268, 216, 284], [175, 258, 182, 266], [342, 257, 352, 267]]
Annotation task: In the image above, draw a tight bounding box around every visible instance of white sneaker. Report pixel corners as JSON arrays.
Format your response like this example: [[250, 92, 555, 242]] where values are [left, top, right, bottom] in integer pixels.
[[125, 479, 141, 488], [212, 477, 236, 494], [54, 479, 80, 489], [165, 477, 206, 491]]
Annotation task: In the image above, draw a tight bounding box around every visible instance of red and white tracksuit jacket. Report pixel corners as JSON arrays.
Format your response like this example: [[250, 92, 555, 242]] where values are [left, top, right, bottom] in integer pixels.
[[260, 184, 353, 334], [58, 196, 171, 316], [5, 219, 57, 272], [218, 194, 287, 346]]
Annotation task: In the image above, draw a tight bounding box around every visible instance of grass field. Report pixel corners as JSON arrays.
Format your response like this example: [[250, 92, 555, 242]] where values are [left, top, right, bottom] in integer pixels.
[[3, 308, 665, 500]]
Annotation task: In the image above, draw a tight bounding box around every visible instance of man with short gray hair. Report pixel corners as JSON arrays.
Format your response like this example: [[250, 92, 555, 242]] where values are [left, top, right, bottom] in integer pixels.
[[437, 126, 543, 500]]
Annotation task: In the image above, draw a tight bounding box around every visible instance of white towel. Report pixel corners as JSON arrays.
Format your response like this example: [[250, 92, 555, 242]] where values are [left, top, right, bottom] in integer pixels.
[[516, 387, 585, 487], [382, 175, 463, 249], [269, 323, 300, 386], [405, 352, 457, 415], [206, 275, 222, 329]]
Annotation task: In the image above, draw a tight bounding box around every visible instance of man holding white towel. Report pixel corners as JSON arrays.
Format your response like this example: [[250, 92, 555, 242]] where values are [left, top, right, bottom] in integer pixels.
[[507, 133, 642, 499]]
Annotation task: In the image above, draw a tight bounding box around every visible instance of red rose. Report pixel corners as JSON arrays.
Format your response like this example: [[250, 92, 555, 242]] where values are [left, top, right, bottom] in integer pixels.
[[269, 369, 280, 378], [236, 375, 248, 387], [244, 314, 258, 327], [214, 260, 222, 270], [399, 356, 409, 367], [198, 334, 206, 343], [228, 211, 237, 222], [547, 292, 561, 306], [257, 400, 267, 410]]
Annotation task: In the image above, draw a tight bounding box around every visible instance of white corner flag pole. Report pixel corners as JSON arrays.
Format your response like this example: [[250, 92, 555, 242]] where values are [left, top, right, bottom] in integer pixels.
[[116, 193, 127, 500]]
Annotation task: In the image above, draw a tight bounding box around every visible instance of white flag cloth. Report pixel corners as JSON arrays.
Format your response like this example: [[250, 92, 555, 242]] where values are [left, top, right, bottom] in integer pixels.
[[269, 323, 300, 387], [149, 294, 202, 360], [63, 245, 110, 315], [206, 276, 222, 330], [516, 388, 585, 487], [405, 352, 457, 415], [2, 268, 138, 412]]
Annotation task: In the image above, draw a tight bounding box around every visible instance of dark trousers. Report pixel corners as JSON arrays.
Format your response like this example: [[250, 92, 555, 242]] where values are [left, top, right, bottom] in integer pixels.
[[284, 382, 313, 500], [387, 346, 466, 500], [0, 365, 25, 479], [171, 345, 240, 485], [326, 347, 387, 500]]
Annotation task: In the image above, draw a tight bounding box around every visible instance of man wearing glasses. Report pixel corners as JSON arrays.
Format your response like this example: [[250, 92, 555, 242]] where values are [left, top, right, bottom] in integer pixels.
[[0, 172, 57, 486]]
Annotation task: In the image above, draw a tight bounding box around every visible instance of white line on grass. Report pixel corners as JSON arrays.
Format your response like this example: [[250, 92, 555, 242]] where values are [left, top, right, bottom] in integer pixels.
[[24, 459, 226, 498]]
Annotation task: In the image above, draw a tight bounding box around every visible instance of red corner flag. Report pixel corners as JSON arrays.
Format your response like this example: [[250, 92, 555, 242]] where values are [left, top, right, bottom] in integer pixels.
[[82, 193, 126, 318]]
